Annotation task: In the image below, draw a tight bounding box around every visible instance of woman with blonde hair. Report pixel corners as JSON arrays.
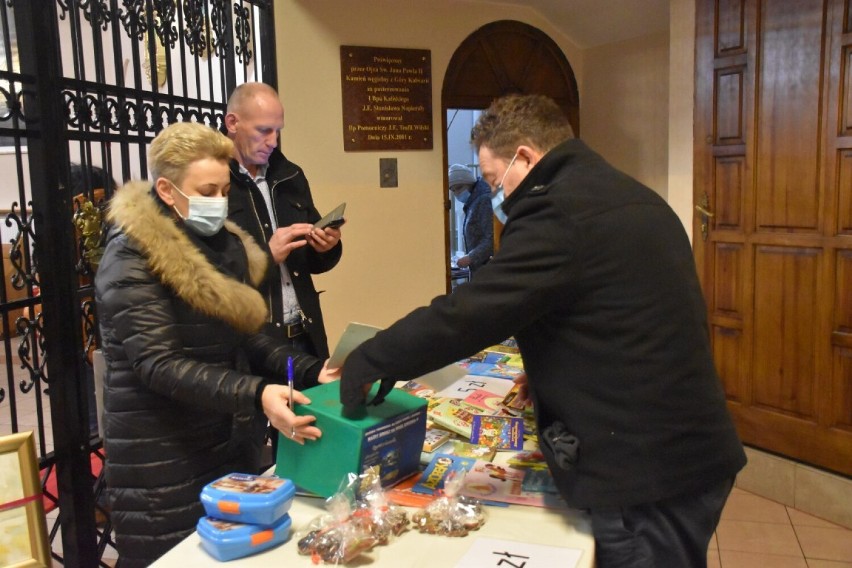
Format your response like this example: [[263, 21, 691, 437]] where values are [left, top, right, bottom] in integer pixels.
[[95, 122, 336, 566]]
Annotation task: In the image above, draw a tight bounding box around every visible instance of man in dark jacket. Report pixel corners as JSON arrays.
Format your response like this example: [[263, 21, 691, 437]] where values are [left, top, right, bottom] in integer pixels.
[[225, 82, 343, 358], [341, 94, 746, 567]]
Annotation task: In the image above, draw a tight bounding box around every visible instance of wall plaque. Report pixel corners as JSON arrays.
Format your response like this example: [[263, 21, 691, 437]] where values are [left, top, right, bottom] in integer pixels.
[[341, 45, 433, 151]]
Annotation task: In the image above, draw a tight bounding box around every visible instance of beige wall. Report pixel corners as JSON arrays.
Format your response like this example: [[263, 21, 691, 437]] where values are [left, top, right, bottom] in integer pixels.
[[276, 0, 690, 350], [581, 31, 670, 199], [277, 0, 583, 347]]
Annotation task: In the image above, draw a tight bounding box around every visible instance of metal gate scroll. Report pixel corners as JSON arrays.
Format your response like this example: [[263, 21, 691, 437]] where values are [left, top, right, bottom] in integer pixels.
[[0, 1, 276, 564]]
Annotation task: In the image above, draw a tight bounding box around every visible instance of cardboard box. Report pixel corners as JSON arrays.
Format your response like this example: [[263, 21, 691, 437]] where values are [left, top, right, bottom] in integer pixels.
[[275, 381, 427, 497]]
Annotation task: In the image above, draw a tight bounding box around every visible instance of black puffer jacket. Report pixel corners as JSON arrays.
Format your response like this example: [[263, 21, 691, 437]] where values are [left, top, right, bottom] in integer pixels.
[[95, 181, 322, 567]]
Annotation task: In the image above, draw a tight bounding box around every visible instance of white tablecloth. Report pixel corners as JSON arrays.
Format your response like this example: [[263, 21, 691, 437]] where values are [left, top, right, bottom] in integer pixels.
[[152, 494, 594, 567]]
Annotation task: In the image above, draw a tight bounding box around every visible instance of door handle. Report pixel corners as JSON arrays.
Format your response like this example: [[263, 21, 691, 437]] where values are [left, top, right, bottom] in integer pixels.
[[695, 204, 715, 218], [695, 196, 714, 241]]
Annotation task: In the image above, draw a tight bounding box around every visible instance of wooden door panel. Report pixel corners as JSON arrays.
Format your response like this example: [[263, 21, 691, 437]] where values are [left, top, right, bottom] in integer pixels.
[[839, 151, 852, 233], [755, 0, 823, 231], [752, 246, 820, 418], [833, 251, 852, 431], [715, 68, 746, 145], [716, 0, 747, 54], [696, 0, 852, 475], [715, 156, 746, 228]]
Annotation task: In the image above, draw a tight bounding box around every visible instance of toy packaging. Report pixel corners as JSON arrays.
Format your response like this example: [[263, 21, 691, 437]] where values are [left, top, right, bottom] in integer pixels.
[[200, 473, 295, 527], [197, 514, 292, 561]]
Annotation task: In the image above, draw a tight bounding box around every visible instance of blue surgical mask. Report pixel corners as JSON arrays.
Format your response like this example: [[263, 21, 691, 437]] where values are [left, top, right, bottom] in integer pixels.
[[491, 190, 507, 224], [170, 181, 228, 237], [455, 189, 471, 204], [491, 153, 518, 224]]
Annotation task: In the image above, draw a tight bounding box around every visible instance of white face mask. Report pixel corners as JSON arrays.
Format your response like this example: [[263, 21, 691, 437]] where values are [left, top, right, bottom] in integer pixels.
[[491, 153, 518, 224], [170, 181, 228, 237]]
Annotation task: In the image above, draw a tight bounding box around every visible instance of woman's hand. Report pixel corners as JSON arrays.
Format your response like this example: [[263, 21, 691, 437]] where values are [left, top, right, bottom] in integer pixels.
[[318, 359, 341, 383], [261, 384, 321, 445]]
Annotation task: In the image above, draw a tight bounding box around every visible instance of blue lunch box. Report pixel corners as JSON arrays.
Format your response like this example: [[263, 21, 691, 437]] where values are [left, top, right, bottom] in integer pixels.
[[200, 473, 295, 526], [197, 514, 292, 561]]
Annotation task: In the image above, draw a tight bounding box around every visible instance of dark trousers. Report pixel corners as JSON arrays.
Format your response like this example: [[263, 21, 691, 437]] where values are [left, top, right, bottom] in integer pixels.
[[590, 476, 734, 568]]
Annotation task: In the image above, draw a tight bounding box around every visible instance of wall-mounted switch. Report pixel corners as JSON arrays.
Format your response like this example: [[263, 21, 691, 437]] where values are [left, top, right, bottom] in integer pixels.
[[380, 158, 398, 188]]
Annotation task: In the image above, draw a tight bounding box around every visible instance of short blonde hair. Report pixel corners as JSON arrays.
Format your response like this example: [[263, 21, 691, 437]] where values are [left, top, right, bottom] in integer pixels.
[[148, 122, 234, 183]]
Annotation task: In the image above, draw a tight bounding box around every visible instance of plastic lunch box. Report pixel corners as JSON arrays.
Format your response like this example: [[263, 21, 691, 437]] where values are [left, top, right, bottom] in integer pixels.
[[200, 473, 296, 527], [197, 513, 292, 561]]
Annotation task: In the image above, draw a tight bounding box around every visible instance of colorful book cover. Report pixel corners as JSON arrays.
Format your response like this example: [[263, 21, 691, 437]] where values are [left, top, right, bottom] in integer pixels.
[[470, 415, 524, 450], [460, 460, 567, 508], [398, 379, 436, 399], [500, 382, 528, 415], [384, 472, 437, 507], [422, 426, 451, 452], [462, 388, 505, 413], [412, 453, 477, 495], [507, 448, 549, 469], [462, 361, 526, 380], [427, 398, 482, 438], [420, 438, 496, 466]]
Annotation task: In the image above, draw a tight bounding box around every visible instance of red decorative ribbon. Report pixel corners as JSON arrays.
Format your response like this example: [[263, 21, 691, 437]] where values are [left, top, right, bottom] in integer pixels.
[[0, 493, 42, 512]]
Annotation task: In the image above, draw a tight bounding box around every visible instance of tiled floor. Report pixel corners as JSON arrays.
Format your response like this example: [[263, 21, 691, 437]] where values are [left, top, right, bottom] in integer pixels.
[[2, 337, 850, 567], [710, 487, 852, 567]]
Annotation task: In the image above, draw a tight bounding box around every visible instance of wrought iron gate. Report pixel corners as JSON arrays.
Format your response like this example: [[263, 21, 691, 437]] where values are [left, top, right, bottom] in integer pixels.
[[0, 1, 276, 564]]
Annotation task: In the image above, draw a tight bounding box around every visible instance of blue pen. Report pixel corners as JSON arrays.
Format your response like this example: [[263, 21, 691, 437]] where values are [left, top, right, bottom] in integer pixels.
[[287, 356, 295, 438]]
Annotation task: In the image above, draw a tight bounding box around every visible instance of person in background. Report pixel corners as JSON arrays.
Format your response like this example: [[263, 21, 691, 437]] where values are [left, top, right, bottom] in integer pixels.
[[340, 94, 746, 568], [225, 82, 342, 358], [95, 122, 337, 567], [448, 163, 493, 273]]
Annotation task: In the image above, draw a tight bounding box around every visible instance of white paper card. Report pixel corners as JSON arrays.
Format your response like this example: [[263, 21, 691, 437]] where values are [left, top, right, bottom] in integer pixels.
[[455, 537, 583, 568], [434, 375, 515, 399], [328, 322, 382, 367]]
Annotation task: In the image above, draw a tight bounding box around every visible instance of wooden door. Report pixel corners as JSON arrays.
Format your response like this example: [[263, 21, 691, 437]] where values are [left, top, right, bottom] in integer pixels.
[[694, 0, 852, 475]]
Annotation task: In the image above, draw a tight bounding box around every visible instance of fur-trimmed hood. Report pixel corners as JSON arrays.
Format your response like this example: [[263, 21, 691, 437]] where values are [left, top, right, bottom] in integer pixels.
[[105, 180, 270, 334]]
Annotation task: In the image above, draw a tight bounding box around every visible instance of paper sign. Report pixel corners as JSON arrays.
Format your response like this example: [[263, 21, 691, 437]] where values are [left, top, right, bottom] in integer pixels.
[[455, 537, 583, 568], [328, 322, 382, 367], [435, 376, 515, 400]]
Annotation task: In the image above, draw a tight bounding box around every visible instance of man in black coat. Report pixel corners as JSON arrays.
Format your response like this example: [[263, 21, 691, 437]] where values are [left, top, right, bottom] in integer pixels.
[[225, 82, 342, 358], [341, 94, 746, 567]]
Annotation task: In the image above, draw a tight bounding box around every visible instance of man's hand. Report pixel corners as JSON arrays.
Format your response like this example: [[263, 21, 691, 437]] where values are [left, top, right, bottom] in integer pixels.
[[457, 255, 472, 268], [268, 224, 313, 264], [261, 384, 321, 445], [512, 373, 531, 407], [307, 226, 342, 253]]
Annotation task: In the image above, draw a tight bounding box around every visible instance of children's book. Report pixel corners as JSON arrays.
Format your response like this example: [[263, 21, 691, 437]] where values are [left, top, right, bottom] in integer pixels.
[[461, 361, 526, 380], [398, 379, 436, 399], [422, 426, 451, 452], [500, 382, 528, 416], [460, 460, 567, 508], [420, 438, 496, 466], [427, 398, 482, 438], [506, 448, 549, 470], [412, 453, 477, 495], [462, 388, 505, 413], [384, 472, 436, 508], [470, 415, 524, 450]]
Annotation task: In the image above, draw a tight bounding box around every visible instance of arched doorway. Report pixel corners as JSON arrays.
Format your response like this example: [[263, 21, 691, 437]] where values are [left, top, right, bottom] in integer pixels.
[[441, 20, 579, 290]]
